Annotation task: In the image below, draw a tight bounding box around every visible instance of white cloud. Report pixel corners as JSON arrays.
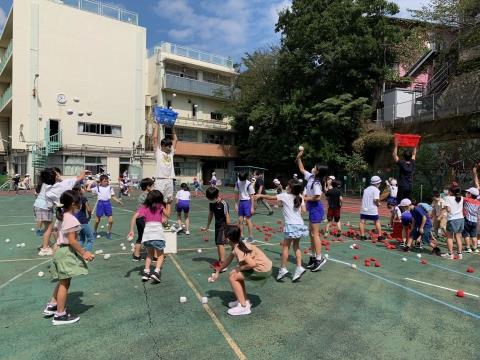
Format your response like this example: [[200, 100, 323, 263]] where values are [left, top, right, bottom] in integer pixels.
[[394, 0, 427, 18], [168, 28, 193, 40], [267, 0, 291, 28], [0, 7, 7, 29]]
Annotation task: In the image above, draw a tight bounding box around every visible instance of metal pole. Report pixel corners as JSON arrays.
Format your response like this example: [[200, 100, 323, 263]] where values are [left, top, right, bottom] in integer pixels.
[[420, 185, 423, 202]]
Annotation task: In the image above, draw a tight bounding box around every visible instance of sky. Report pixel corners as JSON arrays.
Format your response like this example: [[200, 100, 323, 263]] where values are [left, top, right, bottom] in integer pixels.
[[0, 0, 426, 62]]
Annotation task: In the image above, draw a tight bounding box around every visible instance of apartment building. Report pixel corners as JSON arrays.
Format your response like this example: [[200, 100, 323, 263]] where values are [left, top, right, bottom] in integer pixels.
[[145, 42, 238, 185], [0, 0, 146, 181]]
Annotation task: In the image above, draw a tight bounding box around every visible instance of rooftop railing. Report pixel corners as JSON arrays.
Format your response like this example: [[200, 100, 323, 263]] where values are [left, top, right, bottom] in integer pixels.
[[52, 0, 138, 25], [150, 42, 234, 69]]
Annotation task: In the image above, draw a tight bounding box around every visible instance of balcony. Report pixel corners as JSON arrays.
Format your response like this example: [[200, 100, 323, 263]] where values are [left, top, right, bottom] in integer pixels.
[[0, 85, 12, 113], [0, 40, 12, 78], [164, 74, 231, 99], [175, 116, 231, 131], [175, 141, 238, 158], [51, 0, 138, 25]]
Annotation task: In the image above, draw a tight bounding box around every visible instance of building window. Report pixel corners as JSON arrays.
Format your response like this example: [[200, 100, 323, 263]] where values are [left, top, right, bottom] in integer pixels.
[[203, 132, 231, 145], [177, 128, 197, 142], [192, 104, 197, 117], [13, 155, 27, 175], [203, 71, 231, 86], [165, 64, 198, 80], [210, 112, 223, 121], [85, 156, 106, 175], [63, 156, 84, 176], [78, 122, 122, 137], [174, 161, 197, 177]]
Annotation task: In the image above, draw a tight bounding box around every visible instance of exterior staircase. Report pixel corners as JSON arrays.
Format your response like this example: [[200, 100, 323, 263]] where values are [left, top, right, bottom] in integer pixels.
[[32, 128, 63, 175]]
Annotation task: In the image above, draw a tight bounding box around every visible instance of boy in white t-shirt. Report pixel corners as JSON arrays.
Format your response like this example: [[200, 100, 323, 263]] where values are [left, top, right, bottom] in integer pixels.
[[234, 171, 255, 242], [175, 183, 191, 235], [153, 124, 177, 203], [89, 174, 123, 240], [359, 176, 383, 241]]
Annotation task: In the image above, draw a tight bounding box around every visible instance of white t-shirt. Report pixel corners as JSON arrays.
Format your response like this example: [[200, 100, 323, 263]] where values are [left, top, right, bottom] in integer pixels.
[[46, 178, 77, 205], [33, 183, 53, 210], [444, 196, 464, 220], [235, 180, 254, 201], [361, 185, 380, 216], [176, 189, 191, 201], [277, 192, 304, 225], [388, 185, 398, 198], [155, 147, 175, 179], [92, 185, 114, 201], [302, 170, 322, 198]]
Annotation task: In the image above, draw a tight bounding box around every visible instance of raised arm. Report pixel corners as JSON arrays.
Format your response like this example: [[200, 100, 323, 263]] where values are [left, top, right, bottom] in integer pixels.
[[296, 150, 306, 174], [172, 126, 178, 150], [412, 145, 417, 161], [153, 123, 159, 149], [392, 139, 399, 163]]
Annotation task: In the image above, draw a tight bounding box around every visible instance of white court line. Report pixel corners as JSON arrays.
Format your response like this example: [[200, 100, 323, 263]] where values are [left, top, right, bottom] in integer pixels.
[[405, 277, 479, 298], [0, 259, 51, 290], [0, 222, 36, 227]]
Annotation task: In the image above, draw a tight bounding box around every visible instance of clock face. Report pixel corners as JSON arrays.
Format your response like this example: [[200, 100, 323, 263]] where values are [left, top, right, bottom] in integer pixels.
[[57, 94, 67, 104]]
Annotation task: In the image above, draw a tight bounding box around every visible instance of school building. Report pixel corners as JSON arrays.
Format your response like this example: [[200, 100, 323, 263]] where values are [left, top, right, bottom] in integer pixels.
[[0, 0, 238, 185]]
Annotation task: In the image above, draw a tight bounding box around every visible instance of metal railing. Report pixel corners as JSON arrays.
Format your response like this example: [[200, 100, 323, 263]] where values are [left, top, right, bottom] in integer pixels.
[[164, 74, 231, 99], [150, 42, 234, 69], [0, 85, 12, 111], [376, 84, 480, 127], [0, 40, 12, 76], [53, 0, 138, 25]]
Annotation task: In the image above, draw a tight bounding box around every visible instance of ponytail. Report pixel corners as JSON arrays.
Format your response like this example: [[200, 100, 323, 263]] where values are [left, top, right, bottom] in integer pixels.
[[288, 179, 304, 208], [55, 202, 64, 221], [224, 225, 252, 255], [293, 194, 302, 209], [455, 194, 462, 203], [451, 187, 462, 203], [55, 190, 80, 221]]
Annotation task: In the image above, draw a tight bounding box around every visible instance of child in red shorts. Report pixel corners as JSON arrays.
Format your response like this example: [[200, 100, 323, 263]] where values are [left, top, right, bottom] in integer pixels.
[[325, 180, 343, 236]]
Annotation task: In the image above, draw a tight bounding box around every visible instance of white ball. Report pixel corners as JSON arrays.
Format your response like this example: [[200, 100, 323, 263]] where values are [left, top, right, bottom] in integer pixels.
[[180, 296, 187, 303], [20, 243, 25, 247], [16, 244, 20, 247], [349, 245, 354, 249], [103, 254, 111, 260], [201, 296, 208, 304], [38, 271, 45, 277], [127, 235, 134, 241], [402, 257, 407, 262], [416, 254, 422, 258], [324, 253, 329, 259], [351, 264, 357, 269], [95, 249, 104, 255], [122, 246, 126, 251], [5, 239, 10, 243], [248, 125, 254, 132], [31, 228, 35, 231], [208, 276, 214, 283], [96, 235, 101, 239], [100, 225, 104, 229], [298, 145, 304, 151], [197, 248, 202, 253], [120, 243, 124, 247]]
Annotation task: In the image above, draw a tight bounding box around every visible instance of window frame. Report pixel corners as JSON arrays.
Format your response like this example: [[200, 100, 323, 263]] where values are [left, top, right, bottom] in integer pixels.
[[78, 122, 122, 137]]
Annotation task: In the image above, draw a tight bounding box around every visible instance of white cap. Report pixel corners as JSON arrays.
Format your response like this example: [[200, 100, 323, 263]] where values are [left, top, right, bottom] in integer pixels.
[[399, 198, 412, 207], [328, 176, 336, 180], [390, 179, 397, 186], [273, 178, 280, 184], [466, 187, 480, 197], [212, 172, 216, 175], [370, 176, 381, 185], [293, 173, 298, 177]]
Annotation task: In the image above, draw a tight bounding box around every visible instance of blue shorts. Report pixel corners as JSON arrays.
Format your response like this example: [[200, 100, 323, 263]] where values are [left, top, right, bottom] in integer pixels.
[[176, 200, 190, 214], [360, 214, 379, 222], [306, 201, 324, 224], [462, 219, 477, 238], [238, 199, 252, 218], [447, 218, 464, 234], [411, 226, 432, 245], [96, 200, 112, 217], [143, 240, 166, 251]]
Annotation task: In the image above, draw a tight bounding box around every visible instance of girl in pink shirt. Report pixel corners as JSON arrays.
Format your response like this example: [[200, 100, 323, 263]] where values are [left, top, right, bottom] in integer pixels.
[[128, 190, 171, 283], [43, 190, 94, 326]]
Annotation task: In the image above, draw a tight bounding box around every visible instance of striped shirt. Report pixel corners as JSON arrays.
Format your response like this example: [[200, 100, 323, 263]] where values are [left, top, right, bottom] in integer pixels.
[[463, 197, 480, 223]]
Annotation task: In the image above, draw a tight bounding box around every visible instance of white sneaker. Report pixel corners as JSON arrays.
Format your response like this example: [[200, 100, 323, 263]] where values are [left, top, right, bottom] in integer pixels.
[[441, 253, 454, 260], [228, 299, 251, 308], [276, 267, 289, 281], [473, 248, 479, 254], [292, 266, 306, 282], [185, 230, 190, 235], [38, 247, 53, 256], [465, 248, 472, 253], [227, 303, 251, 316], [457, 253, 463, 260]]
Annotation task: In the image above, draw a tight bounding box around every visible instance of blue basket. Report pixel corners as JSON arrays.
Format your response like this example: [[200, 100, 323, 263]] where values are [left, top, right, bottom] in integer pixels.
[[153, 107, 178, 126]]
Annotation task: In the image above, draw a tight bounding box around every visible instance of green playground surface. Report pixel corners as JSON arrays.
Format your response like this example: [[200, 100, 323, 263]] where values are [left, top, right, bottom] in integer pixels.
[[0, 189, 479, 360]]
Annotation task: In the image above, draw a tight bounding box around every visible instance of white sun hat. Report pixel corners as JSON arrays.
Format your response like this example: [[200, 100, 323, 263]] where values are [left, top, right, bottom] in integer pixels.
[[370, 176, 381, 185]]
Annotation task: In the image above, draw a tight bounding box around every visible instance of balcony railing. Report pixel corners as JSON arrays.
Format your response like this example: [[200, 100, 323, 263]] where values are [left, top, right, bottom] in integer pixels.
[[150, 42, 234, 69], [0, 85, 12, 111], [175, 116, 231, 130], [51, 0, 138, 25], [164, 74, 231, 99], [0, 40, 12, 76]]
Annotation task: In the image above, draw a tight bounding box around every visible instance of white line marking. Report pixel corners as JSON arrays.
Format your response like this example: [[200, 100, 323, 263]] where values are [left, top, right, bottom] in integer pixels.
[[0, 259, 51, 290], [0, 222, 36, 227], [405, 277, 479, 298]]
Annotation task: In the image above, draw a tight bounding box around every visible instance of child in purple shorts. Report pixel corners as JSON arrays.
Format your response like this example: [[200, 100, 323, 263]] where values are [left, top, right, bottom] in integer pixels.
[[175, 183, 191, 235], [89, 174, 123, 240], [234, 172, 255, 243]]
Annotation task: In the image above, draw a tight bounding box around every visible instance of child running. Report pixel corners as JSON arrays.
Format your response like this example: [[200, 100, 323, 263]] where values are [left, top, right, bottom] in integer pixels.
[[211, 225, 272, 316], [89, 174, 123, 240], [193, 177, 203, 197], [296, 149, 328, 272], [234, 171, 255, 242], [128, 190, 171, 282], [42, 190, 94, 325], [325, 180, 343, 236], [130, 178, 154, 261], [256, 179, 309, 282], [202, 187, 231, 269], [72, 184, 95, 252], [175, 183, 191, 235], [442, 187, 464, 259]]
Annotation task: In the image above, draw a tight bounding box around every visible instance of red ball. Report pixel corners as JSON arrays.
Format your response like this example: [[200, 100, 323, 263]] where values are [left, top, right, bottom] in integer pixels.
[[353, 255, 359, 260], [374, 262, 381, 267], [467, 267, 475, 273], [364, 260, 371, 267], [456, 290, 465, 298], [420, 259, 428, 264]]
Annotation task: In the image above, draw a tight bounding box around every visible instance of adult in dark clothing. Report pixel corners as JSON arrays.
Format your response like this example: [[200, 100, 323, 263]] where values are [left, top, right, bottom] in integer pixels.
[[253, 171, 273, 215], [392, 139, 417, 201]]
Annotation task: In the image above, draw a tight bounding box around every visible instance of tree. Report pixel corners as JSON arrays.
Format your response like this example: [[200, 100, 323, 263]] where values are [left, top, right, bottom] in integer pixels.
[[409, 0, 480, 28]]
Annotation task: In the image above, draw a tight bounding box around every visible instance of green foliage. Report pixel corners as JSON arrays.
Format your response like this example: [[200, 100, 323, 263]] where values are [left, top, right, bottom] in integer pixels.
[[353, 130, 392, 154], [336, 152, 370, 181], [409, 0, 480, 28]]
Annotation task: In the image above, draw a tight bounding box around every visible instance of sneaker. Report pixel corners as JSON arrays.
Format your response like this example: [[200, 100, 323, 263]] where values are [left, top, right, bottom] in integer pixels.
[[360, 236, 367, 241], [465, 248, 472, 253], [42, 304, 57, 317], [441, 253, 454, 260], [403, 246, 411, 252], [220, 267, 228, 273], [228, 299, 251, 308], [458, 253, 463, 260], [268, 211, 274, 216], [185, 230, 190, 235], [246, 236, 255, 243], [276, 267, 289, 281], [106, 233, 112, 240], [431, 247, 441, 256], [132, 254, 142, 262], [52, 312, 80, 326], [141, 270, 151, 282], [93, 232, 98, 238], [35, 229, 44, 237], [150, 270, 161, 283], [305, 257, 315, 269], [227, 303, 251, 316], [473, 248, 479, 254], [311, 257, 327, 272], [292, 267, 306, 282], [38, 247, 53, 256]]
